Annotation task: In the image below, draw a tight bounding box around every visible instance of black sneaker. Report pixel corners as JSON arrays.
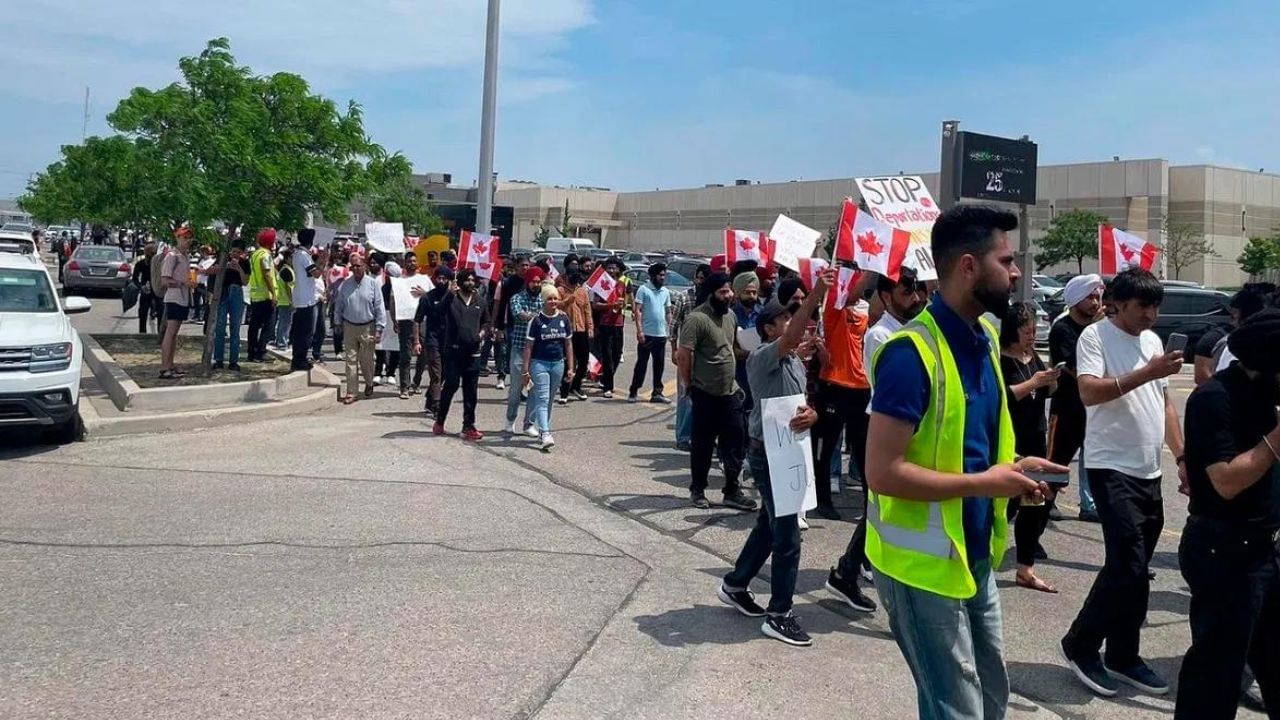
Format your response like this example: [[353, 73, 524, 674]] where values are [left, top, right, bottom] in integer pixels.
[[812, 504, 842, 521], [717, 584, 766, 617], [211, 361, 224, 370], [761, 613, 812, 647], [690, 492, 710, 509], [825, 568, 877, 612], [627, 392, 639, 403], [1062, 642, 1119, 697], [722, 491, 757, 512], [1105, 659, 1169, 696], [228, 362, 241, 372], [1078, 508, 1101, 523], [675, 440, 692, 452], [650, 393, 671, 404]]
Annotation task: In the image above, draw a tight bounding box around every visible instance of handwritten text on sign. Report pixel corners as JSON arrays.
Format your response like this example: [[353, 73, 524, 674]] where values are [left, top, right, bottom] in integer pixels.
[[855, 175, 939, 280], [761, 394, 817, 517]]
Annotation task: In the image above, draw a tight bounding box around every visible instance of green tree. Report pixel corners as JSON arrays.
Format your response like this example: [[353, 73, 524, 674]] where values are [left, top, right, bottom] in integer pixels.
[[1237, 234, 1280, 277], [1034, 208, 1107, 275], [365, 152, 444, 236], [1163, 220, 1217, 280], [534, 200, 573, 248]]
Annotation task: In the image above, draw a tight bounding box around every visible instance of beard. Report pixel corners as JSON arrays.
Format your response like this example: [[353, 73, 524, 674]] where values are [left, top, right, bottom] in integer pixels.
[[973, 274, 1013, 317], [708, 294, 730, 315]]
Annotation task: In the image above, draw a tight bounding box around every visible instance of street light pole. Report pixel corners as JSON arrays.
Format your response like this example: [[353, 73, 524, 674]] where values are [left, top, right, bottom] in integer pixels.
[[475, 0, 501, 236]]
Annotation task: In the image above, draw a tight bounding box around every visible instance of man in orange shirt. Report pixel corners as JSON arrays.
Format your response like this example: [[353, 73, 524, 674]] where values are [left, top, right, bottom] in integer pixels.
[[813, 266, 877, 612]]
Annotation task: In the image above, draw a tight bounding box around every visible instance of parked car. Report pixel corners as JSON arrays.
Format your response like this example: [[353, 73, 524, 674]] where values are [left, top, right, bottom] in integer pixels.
[[617, 251, 666, 270], [665, 256, 711, 280], [985, 301, 1051, 348], [1151, 285, 1231, 346], [61, 245, 132, 295], [583, 248, 615, 261], [545, 237, 596, 253], [623, 267, 694, 294], [1032, 274, 1064, 290], [0, 239, 91, 441]]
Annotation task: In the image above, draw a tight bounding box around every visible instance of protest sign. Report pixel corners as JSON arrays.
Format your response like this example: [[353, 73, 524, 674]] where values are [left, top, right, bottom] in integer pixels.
[[855, 175, 941, 280], [768, 215, 821, 271], [312, 226, 337, 248], [390, 275, 434, 321], [364, 222, 405, 254], [761, 394, 817, 517]]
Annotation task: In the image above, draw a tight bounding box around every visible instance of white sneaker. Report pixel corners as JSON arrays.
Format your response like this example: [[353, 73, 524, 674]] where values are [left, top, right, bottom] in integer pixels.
[[860, 565, 875, 584], [540, 433, 555, 451], [555, 396, 568, 405], [798, 514, 809, 531], [496, 378, 507, 391], [505, 420, 517, 435], [525, 424, 540, 438]]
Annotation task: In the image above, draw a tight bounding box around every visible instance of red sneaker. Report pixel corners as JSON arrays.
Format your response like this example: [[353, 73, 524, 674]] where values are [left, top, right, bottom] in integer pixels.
[[432, 422, 445, 436], [462, 428, 485, 442]]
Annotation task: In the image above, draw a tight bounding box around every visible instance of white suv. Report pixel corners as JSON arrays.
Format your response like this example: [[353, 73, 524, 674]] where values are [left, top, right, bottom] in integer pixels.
[[0, 234, 91, 441]]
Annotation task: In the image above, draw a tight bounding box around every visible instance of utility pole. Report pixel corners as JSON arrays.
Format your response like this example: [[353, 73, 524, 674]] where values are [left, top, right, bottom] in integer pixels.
[[1018, 133, 1034, 302], [82, 86, 90, 140], [474, 0, 501, 236]]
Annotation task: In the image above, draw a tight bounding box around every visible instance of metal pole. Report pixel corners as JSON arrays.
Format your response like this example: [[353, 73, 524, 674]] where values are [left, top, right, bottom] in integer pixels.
[[475, 0, 501, 236], [1018, 203, 1033, 302], [939, 120, 959, 211]]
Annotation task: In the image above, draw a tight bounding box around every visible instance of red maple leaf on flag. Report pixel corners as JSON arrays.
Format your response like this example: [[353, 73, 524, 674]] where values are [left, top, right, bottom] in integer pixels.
[[1118, 243, 1135, 262], [473, 240, 489, 255], [739, 237, 756, 251], [857, 231, 883, 256], [478, 262, 492, 273]]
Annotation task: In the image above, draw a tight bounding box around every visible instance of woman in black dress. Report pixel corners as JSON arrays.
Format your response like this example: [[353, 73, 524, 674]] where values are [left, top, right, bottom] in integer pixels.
[[1000, 302, 1061, 593]]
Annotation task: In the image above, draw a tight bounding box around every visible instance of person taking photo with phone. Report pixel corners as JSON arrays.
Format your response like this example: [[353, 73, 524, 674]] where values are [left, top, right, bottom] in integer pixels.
[[1061, 268, 1186, 699]]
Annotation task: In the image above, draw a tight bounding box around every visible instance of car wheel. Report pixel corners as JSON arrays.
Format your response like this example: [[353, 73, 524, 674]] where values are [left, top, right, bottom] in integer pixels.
[[50, 410, 84, 444]]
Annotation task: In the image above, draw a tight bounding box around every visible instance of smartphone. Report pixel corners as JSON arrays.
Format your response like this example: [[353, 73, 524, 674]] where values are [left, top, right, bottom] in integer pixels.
[[1053, 362, 1067, 372], [1025, 468, 1071, 488], [1166, 332, 1188, 355]]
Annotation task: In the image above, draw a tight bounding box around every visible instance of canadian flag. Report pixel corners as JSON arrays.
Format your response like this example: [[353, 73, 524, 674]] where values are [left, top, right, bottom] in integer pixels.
[[797, 258, 829, 291], [587, 353, 603, 380], [546, 263, 560, 283], [834, 198, 911, 281], [725, 228, 770, 266], [459, 230, 502, 282], [830, 265, 862, 311], [1099, 224, 1159, 275], [585, 265, 621, 302]]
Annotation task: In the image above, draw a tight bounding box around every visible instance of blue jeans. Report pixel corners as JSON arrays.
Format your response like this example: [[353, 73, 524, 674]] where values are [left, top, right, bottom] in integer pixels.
[[274, 306, 293, 347], [506, 345, 527, 424], [675, 374, 693, 444], [875, 560, 1009, 720], [723, 442, 801, 615], [526, 358, 565, 434], [213, 290, 245, 364]]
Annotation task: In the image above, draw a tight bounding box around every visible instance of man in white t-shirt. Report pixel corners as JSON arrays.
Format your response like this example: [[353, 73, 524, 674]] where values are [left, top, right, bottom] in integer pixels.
[[289, 229, 322, 371], [862, 267, 926, 416], [1061, 268, 1186, 700]]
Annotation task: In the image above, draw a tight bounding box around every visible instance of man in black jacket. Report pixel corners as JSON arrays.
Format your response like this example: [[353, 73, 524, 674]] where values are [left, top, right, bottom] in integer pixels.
[[433, 268, 491, 441]]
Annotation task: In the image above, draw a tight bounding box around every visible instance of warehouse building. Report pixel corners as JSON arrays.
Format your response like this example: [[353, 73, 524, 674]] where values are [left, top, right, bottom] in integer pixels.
[[494, 160, 1280, 288]]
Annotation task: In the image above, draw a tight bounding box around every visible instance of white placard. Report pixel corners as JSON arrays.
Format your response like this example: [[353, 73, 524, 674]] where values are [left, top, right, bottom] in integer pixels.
[[312, 226, 337, 248], [767, 214, 821, 271], [390, 275, 434, 321], [364, 222, 405, 254], [855, 175, 940, 281], [736, 325, 761, 353], [761, 394, 817, 517]]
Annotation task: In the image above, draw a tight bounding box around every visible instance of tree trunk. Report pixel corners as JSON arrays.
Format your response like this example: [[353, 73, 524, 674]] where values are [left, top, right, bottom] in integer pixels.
[[199, 225, 238, 372]]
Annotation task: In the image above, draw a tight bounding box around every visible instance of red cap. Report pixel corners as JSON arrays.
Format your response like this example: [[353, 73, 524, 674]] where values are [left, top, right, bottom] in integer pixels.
[[174, 226, 193, 239], [710, 253, 727, 274], [256, 228, 277, 248]]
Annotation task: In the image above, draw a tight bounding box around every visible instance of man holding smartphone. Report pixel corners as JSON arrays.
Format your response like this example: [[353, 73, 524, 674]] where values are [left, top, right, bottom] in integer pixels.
[[1062, 268, 1186, 699]]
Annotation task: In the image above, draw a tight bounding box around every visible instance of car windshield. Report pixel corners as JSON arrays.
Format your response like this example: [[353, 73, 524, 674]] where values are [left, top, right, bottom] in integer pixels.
[[0, 267, 58, 313], [74, 247, 125, 262], [1034, 275, 1064, 289]]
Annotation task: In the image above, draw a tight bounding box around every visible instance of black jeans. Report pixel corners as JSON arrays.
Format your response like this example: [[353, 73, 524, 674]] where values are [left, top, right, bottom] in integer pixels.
[[629, 335, 667, 397], [1062, 468, 1163, 667], [813, 382, 871, 508], [723, 441, 801, 615], [689, 386, 744, 497], [1013, 500, 1051, 567], [560, 331, 591, 398], [438, 348, 481, 430], [137, 291, 158, 333], [246, 300, 274, 360], [596, 325, 623, 392], [395, 319, 414, 390], [289, 305, 315, 370], [1175, 516, 1280, 720], [415, 346, 443, 413]]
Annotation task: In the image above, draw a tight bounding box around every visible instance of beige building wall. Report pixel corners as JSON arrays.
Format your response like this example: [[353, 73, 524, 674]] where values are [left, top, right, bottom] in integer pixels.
[[1169, 166, 1280, 288]]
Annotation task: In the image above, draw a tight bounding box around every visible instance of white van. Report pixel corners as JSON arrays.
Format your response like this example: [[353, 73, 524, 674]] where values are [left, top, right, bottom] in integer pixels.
[[545, 237, 596, 253]]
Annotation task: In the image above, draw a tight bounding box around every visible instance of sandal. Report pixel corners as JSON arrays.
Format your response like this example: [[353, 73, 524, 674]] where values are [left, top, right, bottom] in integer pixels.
[[342, 395, 357, 405], [1015, 572, 1058, 594], [158, 370, 178, 380]]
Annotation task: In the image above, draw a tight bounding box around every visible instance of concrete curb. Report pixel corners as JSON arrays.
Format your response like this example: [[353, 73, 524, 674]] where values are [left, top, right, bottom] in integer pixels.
[[80, 384, 335, 439], [84, 334, 337, 412]]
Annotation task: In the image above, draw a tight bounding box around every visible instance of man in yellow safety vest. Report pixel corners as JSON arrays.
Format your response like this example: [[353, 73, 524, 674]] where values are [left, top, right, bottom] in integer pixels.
[[864, 204, 1067, 719]]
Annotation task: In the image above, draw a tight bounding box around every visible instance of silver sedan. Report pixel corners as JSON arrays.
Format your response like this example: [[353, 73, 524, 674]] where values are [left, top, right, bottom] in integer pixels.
[[61, 245, 132, 295]]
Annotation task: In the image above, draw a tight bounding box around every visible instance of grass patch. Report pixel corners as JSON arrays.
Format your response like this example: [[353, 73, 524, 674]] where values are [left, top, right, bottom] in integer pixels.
[[93, 334, 294, 388]]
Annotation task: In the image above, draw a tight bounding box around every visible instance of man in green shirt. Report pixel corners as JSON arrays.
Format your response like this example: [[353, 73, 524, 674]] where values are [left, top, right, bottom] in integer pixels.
[[677, 271, 756, 512]]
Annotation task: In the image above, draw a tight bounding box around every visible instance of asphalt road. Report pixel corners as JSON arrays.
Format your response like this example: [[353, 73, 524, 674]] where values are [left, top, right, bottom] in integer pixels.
[[0, 268, 1260, 719]]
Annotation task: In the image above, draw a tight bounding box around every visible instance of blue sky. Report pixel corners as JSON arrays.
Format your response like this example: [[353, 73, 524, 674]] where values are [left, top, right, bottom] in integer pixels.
[[1, 0, 1277, 198]]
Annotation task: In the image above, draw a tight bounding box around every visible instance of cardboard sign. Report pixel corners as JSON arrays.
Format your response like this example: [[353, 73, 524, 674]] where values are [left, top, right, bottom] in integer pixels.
[[364, 222, 405, 254], [767, 215, 821, 271], [761, 394, 817, 517], [855, 175, 940, 281], [390, 275, 434, 321]]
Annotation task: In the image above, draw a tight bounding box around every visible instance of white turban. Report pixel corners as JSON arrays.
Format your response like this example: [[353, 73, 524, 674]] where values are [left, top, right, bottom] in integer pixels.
[[1063, 273, 1104, 308], [384, 261, 403, 278]]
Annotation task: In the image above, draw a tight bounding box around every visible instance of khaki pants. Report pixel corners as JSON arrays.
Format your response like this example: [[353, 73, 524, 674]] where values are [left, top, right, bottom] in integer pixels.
[[343, 321, 377, 396]]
